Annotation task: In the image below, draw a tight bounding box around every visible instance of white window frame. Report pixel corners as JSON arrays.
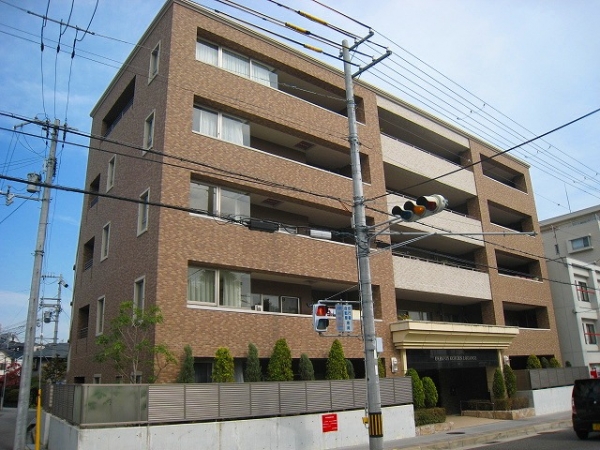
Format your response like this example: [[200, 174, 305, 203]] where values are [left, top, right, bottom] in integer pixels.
[[149, 41, 160, 82], [577, 281, 591, 302], [187, 266, 251, 308], [144, 111, 155, 150], [196, 39, 277, 88], [584, 321, 598, 345], [107, 155, 116, 191], [137, 189, 150, 235], [96, 296, 105, 335], [134, 276, 146, 311], [93, 374, 102, 384], [101, 222, 110, 260], [570, 236, 592, 252], [190, 181, 250, 221], [192, 106, 250, 146], [281, 296, 300, 314]]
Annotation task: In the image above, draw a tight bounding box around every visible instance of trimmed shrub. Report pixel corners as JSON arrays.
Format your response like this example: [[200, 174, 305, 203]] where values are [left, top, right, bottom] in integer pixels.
[[549, 357, 561, 368], [176, 345, 195, 383], [422, 376, 438, 408], [406, 368, 425, 409], [511, 396, 529, 409], [267, 338, 294, 381], [492, 368, 506, 400], [566, 360, 572, 367], [503, 364, 517, 398], [245, 343, 262, 382], [378, 358, 386, 378], [526, 354, 542, 369], [414, 407, 446, 426], [212, 347, 235, 382], [345, 359, 355, 380], [299, 354, 315, 381], [326, 339, 349, 380], [540, 357, 550, 368]]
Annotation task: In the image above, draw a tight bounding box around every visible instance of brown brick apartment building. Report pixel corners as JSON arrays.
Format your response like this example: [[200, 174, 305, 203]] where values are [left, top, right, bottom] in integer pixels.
[[68, 0, 560, 413]]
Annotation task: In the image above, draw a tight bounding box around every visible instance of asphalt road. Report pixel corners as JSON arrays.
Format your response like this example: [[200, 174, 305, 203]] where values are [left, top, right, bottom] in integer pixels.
[[465, 427, 600, 449], [0, 407, 35, 450]]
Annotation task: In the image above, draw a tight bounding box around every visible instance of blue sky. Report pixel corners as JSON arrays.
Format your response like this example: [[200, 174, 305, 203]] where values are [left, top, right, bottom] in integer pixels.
[[1, 0, 599, 342]]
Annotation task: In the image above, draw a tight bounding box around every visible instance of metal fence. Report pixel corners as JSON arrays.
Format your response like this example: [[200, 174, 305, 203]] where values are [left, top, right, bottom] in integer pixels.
[[44, 377, 412, 427], [514, 366, 589, 391]]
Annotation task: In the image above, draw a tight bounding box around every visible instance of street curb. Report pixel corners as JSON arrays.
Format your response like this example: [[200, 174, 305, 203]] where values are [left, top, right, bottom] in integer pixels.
[[392, 419, 573, 450]]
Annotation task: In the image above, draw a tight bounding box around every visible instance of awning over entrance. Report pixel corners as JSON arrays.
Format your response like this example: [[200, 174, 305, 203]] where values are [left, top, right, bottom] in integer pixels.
[[390, 321, 519, 350]]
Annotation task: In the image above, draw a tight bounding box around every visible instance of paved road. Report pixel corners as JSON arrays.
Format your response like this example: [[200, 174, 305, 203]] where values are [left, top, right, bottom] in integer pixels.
[[0, 407, 35, 450], [465, 427, 600, 449]]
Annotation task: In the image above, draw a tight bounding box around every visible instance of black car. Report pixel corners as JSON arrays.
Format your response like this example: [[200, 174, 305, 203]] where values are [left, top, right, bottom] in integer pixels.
[[572, 378, 600, 439]]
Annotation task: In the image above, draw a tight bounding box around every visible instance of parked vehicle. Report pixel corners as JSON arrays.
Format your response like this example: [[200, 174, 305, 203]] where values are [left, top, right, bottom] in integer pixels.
[[572, 378, 600, 439]]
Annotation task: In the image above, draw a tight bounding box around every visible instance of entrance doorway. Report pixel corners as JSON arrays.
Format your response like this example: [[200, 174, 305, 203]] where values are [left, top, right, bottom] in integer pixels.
[[420, 367, 489, 414]]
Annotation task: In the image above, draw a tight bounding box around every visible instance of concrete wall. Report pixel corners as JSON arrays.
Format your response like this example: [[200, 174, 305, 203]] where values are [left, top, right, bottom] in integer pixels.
[[43, 405, 415, 450], [516, 385, 573, 416]]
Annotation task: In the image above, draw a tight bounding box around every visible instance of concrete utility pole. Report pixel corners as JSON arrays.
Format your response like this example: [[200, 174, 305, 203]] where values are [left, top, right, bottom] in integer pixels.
[[342, 39, 387, 450], [14, 119, 60, 450]]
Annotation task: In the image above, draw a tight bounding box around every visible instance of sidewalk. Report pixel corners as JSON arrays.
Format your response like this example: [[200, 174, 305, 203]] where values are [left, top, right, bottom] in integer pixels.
[[339, 411, 573, 450]]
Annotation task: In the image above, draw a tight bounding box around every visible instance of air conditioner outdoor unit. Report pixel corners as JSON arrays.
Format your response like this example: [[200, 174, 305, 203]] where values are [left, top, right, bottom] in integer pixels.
[[253, 305, 263, 311]]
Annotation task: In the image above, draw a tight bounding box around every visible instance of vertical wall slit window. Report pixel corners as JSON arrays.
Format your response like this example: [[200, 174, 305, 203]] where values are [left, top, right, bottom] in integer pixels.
[[107, 155, 116, 191], [134, 277, 146, 311], [196, 39, 277, 88], [96, 296, 105, 335], [192, 106, 250, 146], [101, 222, 110, 260], [144, 111, 155, 151], [189, 180, 250, 221], [138, 189, 150, 235], [149, 41, 160, 82]]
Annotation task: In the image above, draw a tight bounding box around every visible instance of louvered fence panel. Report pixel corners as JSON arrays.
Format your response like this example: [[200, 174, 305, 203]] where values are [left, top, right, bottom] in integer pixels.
[[148, 385, 184, 422], [306, 380, 332, 412], [219, 384, 251, 419], [331, 380, 356, 410], [184, 384, 220, 421], [279, 381, 307, 415], [249, 382, 280, 416]]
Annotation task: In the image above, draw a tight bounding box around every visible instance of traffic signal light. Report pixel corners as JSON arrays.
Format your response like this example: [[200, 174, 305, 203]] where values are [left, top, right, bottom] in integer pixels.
[[391, 194, 447, 222], [312, 303, 330, 333]]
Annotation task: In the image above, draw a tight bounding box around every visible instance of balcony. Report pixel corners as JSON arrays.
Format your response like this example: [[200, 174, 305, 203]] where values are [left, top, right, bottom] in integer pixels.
[[390, 320, 519, 350]]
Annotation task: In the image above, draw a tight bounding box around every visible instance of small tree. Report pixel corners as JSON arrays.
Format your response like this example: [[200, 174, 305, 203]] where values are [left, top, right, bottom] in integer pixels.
[[503, 364, 517, 398], [549, 357, 561, 368], [406, 368, 425, 409], [299, 354, 315, 381], [96, 301, 176, 383], [345, 359, 355, 379], [422, 376, 438, 408], [176, 345, 195, 383], [526, 354, 542, 369], [267, 338, 294, 381], [378, 358, 386, 378], [40, 357, 67, 384], [326, 339, 348, 380], [540, 356, 550, 368], [492, 368, 506, 400], [245, 343, 262, 382], [212, 347, 235, 382]]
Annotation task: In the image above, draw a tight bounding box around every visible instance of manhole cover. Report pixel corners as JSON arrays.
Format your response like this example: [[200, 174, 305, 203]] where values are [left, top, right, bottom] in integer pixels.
[[447, 431, 466, 435]]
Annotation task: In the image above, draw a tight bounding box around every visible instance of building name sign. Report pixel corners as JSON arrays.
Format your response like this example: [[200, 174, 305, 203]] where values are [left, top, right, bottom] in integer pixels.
[[407, 349, 498, 370], [433, 355, 478, 362]]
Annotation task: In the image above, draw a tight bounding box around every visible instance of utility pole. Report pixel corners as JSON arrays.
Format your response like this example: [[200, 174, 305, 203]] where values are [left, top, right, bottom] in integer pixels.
[[14, 119, 60, 450], [342, 39, 389, 450], [40, 274, 67, 346]]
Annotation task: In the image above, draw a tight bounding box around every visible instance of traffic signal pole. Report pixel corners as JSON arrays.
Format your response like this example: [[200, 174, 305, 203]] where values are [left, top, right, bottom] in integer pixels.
[[342, 40, 384, 450]]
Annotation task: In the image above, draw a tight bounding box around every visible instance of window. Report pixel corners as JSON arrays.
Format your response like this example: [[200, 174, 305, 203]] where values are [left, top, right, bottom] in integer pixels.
[[107, 156, 116, 191], [196, 39, 277, 88], [584, 322, 598, 345], [144, 111, 155, 150], [570, 236, 591, 252], [88, 174, 100, 208], [77, 305, 90, 339], [149, 42, 160, 81], [83, 237, 95, 271], [281, 296, 299, 314], [138, 189, 149, 234], [134, 277, 145, 311], [187, 266, 251, 308], [192, 106, 250, 146], [93, 374, 101, 384], [96, 297, 105, 335], [577, 281, 591, 302], [101, 222, 110, 260], [190, 181, 250, 220]]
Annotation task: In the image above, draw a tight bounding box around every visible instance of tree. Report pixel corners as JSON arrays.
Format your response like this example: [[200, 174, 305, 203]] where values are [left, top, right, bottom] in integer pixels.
[[326, 339, 348, 380], [95, 301, 176, 383], [405, 368, 425, 409], [40, 357, 67, 384], [299, 354, 315, 381], [212, 347, 235, 382], [422, 376, 438, 408], [267, 338, 294, 381], [176, 345, 195, 383], [549, 357, 561, 368], [503, 364, 517, 398], [345, 359, 355, 380], [492, 368, 506, 400], [245, 343, 262, 382], [526, 354, 542, 369], [540, 356, 550, 368], [378, 358, 386, 378]]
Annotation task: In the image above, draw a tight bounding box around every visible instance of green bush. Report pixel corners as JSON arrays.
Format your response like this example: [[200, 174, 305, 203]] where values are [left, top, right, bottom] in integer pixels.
[[526, 354, 542, 369], [422, 376, 438, 408], [176, 345, 195, 383], [406, 368, 425, 409], [414, 407, 446, 426], [503, 364, 517, 398], [267, 338, 294, 381], [566, 360, 572, 367], [494, 396, 529, 411], [326, 339, 349, 380], [245, 343, 262, 382], [549, 357, 561, 368], [492, 368, 506, 400], [212, 347, 235, 382], [378, 358, 386, 378], [540, 357, 550, 368], [299, 354, 315, 381], [345, 359, 355, 380]]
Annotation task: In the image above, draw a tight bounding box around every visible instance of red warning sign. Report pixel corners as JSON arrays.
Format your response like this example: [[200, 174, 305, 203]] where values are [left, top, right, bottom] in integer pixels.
[[322, 413, 338, 432]]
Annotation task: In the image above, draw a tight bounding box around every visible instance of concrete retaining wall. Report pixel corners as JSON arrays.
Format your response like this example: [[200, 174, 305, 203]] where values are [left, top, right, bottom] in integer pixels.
[[516, 385, 572, 416], [43, 405, 415, 450]]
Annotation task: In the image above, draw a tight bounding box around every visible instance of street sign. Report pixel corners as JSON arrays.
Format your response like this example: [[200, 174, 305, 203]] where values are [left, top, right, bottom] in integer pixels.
[[335, 303, 353, 333]]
